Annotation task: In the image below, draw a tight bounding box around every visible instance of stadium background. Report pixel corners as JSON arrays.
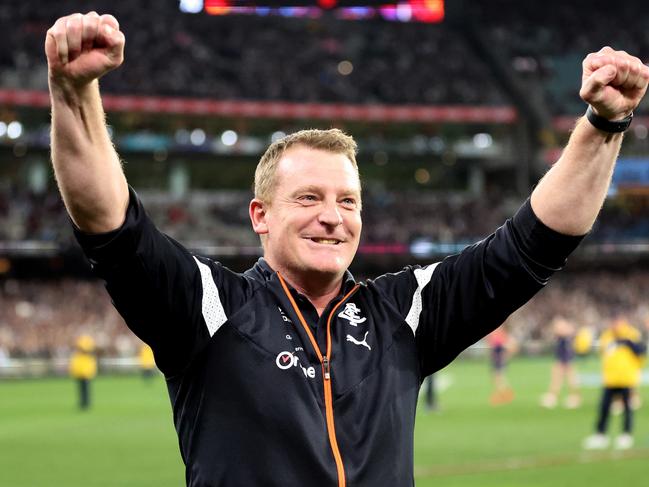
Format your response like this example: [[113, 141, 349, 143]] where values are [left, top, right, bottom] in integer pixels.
[[1, 0, 649, 485]]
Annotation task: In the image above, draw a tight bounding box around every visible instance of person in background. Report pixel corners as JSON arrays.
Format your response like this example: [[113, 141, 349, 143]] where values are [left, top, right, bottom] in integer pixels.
[[69, 334, 97, 410], [423, 374, 437, 411], [573, 324, 595, 357], [487, 325, 515, 405], [583, 314, 646, 450], [138, 343, 156, 382], [541, 316, 581, 409]]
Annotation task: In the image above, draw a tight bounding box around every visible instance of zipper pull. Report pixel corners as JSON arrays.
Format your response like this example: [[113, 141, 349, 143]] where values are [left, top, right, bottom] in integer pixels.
[[323, 357, 331, 380]]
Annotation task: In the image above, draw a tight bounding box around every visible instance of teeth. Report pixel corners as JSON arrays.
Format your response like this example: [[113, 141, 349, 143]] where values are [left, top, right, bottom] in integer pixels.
[[312, 238, 339, 245]]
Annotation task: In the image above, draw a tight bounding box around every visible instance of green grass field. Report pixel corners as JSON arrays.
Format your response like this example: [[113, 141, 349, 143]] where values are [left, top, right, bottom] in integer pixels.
[[1, 356, 647, 486]]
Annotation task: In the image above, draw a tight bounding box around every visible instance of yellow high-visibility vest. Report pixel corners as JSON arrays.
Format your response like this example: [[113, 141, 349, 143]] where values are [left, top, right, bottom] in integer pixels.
[[600, 323, 644, 387]]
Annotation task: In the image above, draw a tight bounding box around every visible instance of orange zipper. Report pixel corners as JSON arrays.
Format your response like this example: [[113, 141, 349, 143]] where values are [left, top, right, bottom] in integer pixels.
[[278, 273, 359, 487]]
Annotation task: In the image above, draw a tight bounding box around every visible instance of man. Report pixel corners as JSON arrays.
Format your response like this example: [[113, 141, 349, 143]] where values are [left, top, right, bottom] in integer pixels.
[[68, 334, 97, 410], [540, 316, 581, 409], [583, 315, 646, 450], [138, 343, 156, 381], [46, 12, 649, 487], [486, 325, 515, 405]]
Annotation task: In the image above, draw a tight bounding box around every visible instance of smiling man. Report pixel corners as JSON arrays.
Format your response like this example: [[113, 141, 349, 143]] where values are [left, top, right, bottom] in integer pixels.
[[46, 11, 649, 487], [250, 138, 363, 314]]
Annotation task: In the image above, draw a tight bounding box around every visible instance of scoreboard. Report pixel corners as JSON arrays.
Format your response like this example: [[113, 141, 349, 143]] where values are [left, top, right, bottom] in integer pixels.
[[180, 0, 445, 23]]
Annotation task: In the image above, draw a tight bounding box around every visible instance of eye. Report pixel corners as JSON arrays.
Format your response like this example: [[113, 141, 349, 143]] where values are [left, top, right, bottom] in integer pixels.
[[297, 194, 318, 204]]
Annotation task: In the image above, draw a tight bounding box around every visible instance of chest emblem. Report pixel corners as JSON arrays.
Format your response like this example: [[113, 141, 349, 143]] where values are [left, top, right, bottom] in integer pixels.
[[338, 303, 366, 327]]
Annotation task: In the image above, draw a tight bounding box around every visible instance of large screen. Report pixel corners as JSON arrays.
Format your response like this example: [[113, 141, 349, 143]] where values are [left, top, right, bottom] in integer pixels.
[[179, 0, 445, 23]]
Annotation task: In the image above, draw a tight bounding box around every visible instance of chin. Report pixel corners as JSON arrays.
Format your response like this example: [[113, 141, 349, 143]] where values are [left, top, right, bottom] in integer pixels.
[[303, 258, 347, 278]]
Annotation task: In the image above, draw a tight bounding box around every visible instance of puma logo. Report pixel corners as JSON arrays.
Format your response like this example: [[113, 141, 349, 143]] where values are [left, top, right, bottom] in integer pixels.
[[346, 331, 371, 351]]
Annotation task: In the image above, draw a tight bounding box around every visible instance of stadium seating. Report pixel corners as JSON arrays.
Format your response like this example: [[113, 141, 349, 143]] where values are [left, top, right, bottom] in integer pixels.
[[3, 1, 649, 360]]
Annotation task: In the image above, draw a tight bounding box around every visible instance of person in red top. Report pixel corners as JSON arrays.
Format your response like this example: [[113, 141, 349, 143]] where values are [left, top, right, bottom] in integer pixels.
[[487, 326, 515, 405]]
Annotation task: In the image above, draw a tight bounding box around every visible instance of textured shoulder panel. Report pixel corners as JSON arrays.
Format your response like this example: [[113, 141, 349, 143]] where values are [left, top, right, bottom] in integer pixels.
[[194, 256, 228, 337], [404, 263, 440, 335]]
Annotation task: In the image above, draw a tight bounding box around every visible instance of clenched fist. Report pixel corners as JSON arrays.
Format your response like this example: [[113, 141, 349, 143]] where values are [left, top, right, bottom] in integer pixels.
[[45, 12, 125, 88], [580, 46, 649, 121]]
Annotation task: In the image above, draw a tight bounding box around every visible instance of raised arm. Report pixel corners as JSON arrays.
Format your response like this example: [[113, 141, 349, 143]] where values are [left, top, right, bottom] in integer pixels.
[[46, 12, 128, 233], [531, 47, 649, 235]]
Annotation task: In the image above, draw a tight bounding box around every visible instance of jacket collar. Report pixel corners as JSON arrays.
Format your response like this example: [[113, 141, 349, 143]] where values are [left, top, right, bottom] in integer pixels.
[[246, 258, 356, 295]]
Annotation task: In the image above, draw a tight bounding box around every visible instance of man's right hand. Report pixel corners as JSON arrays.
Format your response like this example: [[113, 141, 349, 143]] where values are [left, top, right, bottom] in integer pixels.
[[46, 12, 130, 234], [45, 12, 125, 89]]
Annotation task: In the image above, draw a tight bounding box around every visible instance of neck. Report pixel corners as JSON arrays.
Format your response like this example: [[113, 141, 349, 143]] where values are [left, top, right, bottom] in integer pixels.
[[270, 264, 344, 316]]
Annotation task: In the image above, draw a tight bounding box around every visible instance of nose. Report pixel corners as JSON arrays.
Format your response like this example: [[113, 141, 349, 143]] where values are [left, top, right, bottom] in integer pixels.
[[318, 201, 343, 227]]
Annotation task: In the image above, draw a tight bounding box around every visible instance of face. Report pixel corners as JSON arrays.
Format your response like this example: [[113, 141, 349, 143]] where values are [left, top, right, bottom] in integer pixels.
[[250, 145, 362, 284], [612, 317, 626, 332]]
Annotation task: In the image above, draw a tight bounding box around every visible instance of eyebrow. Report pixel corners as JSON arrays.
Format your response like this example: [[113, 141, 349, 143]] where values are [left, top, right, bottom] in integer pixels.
[[290, 185, 361, 198], [290, 185, 323, 197]]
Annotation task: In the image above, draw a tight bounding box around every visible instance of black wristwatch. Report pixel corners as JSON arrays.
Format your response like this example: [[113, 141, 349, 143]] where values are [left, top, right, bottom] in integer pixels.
[[586, 105, 633, 133]]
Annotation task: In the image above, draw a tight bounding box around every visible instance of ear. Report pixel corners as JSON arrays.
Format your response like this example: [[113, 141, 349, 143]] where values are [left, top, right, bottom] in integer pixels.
[[249, 198, 269, 235]]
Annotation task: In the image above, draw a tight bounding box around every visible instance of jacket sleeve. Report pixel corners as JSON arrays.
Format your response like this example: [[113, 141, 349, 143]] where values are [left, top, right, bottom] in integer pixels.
[[374, 199, 583, 376], [73, 186, 251, 377]]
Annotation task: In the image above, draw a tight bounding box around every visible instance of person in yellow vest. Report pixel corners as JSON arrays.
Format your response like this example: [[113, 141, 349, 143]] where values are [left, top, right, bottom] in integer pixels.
[[138, 343, 156, 382], [69, 335, 97, 410], [583, 315, 646, 450], [573, 325, 595, 356]]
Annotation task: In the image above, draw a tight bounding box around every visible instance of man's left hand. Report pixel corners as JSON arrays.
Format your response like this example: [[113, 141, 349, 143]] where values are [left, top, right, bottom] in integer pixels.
[[580, 46, 649, 120]]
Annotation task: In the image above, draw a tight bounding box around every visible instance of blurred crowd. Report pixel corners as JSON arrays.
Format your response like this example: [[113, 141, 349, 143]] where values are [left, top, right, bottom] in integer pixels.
[[510, 269, 649, 345], [0, 186, 71, 243], [2, 268, 649, 359], [2, 1, 647, 113], [1, 0, 504, 106], [0, 185, 519, 249], [479, 0, 649, 114], [0, 278, 136, 359], [3, 184, 649, 249]]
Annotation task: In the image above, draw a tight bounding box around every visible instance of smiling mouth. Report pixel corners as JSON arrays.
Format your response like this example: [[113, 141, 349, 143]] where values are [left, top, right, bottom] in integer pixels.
[[309, 238, 342, 245]]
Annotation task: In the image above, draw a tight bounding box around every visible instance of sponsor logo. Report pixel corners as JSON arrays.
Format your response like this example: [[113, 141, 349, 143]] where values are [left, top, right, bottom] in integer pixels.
[[338, 302, 366, 327], [278, 306, 293, 324], [275, 351, 316, 379]]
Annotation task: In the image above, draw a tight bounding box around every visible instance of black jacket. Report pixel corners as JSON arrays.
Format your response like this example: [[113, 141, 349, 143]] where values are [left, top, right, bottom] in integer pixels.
[[75, 187, 582, 487]]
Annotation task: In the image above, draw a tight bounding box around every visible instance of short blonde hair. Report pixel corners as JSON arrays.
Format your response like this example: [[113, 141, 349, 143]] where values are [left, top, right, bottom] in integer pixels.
[[254, 128, 359, 204]]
